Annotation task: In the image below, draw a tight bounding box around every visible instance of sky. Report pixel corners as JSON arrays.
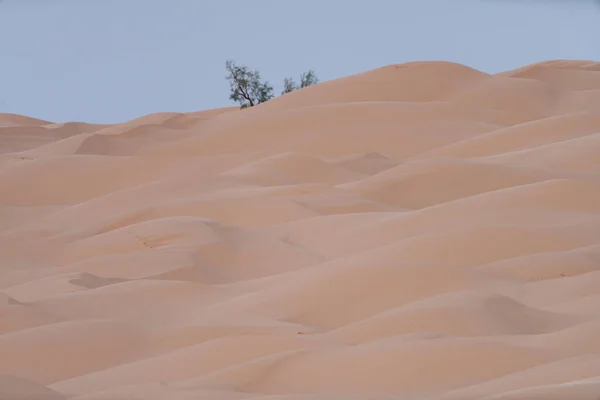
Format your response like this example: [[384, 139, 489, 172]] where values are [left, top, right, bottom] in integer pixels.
[[0, 0, 599, 124]]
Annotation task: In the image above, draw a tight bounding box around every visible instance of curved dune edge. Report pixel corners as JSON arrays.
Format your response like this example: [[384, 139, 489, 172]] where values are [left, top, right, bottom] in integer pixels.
[[2, 59, 600, 400]]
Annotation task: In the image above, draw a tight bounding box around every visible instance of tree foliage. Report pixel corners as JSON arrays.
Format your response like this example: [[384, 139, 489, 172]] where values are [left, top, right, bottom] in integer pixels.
[[225, 60, 274, 109], [282, 77, 297, 95], [226, 60, 319, 108], [281, 69, 319, 95], [300, 70, 319, 88]]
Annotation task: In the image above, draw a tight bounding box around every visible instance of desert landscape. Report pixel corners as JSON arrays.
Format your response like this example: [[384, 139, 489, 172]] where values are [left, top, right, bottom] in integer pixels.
[[1, 59, 600, 400]]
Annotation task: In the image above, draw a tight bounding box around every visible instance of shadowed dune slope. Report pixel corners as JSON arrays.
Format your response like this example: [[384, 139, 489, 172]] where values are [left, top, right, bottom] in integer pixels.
[[2, 60, 600, 400]]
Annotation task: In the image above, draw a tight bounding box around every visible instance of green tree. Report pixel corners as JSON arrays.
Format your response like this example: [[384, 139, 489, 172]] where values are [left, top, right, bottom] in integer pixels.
[[225, 60, 274, 108], [281, 69, 319, 95], [299, 69, 319, 88], [282, 77, 297, 95]]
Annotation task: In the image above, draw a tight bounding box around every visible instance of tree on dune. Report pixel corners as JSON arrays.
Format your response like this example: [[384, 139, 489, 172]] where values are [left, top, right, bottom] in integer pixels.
[[281, 69, 319, 95], [225, 60, 274, 109], [225, 60, 319, 108]]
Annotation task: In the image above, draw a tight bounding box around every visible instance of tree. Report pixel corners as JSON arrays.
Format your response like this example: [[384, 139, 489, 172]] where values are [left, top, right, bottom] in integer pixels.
[[281, 69, 319, 95], [225, 60, 274, 108], [282, 77, 297, 95], [299, 69, 319, 88]]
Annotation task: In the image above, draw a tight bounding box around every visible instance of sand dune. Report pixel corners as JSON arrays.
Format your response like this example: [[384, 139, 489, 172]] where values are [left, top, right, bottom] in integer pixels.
[[0, 374, 65, 400], [2, 59, 600, 399]]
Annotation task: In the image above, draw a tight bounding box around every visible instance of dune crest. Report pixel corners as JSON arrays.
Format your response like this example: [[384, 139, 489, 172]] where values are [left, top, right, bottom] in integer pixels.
[[2, 60, 600, 400]]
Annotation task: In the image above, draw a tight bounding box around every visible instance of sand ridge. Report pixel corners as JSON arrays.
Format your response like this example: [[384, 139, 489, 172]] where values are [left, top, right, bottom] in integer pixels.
[[1, 59, 600, 399]]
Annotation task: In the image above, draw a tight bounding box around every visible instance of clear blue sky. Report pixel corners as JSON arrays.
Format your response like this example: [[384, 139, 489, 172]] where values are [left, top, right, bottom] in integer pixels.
[[1, 0, 599, 123]]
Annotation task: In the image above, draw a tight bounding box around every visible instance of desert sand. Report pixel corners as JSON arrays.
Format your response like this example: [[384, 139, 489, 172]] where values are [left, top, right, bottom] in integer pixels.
[[1, 59, 600, 400]]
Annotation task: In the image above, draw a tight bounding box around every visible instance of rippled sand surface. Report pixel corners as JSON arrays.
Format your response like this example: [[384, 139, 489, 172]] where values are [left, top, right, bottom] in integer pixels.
[[2, 60, 600, 400]]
